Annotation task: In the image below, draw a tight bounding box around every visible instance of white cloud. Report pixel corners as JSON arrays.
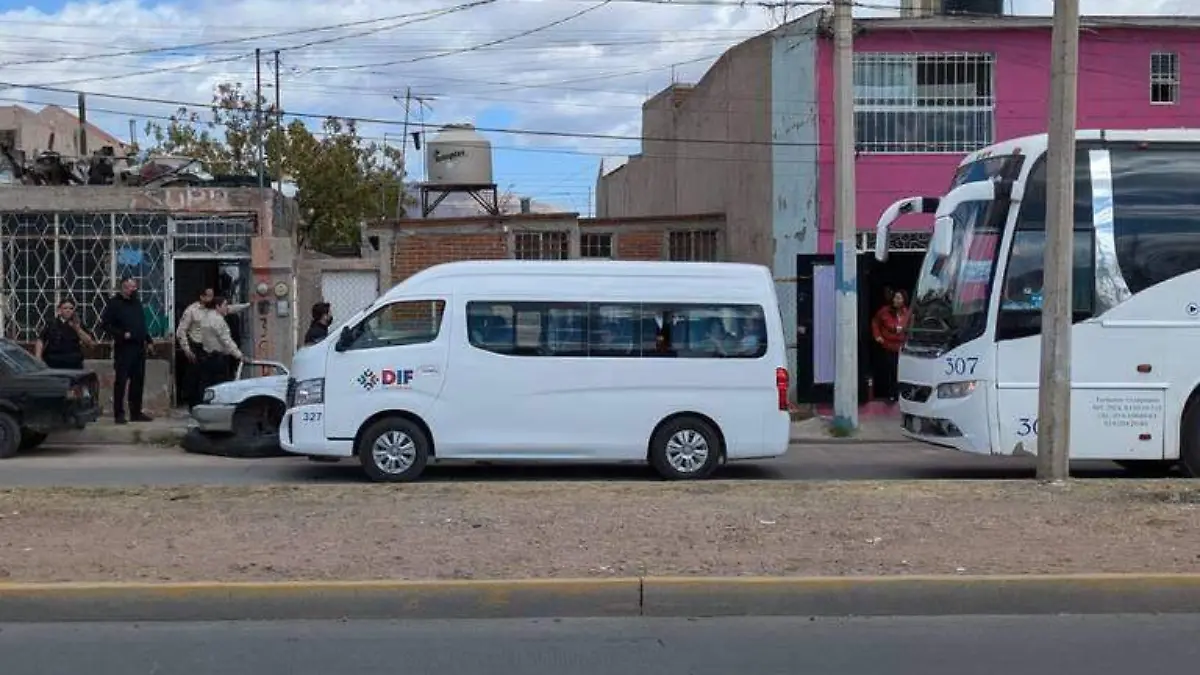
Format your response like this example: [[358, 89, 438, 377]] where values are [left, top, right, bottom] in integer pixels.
[[0, 0, 1186, 207]]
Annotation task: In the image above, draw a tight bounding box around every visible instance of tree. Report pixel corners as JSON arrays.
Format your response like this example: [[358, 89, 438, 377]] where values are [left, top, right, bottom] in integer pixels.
[[142, 82, 411, 251]]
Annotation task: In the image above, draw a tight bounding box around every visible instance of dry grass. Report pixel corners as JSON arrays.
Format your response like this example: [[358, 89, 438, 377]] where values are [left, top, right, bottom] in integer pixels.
[[1, 481, 1199, 582]]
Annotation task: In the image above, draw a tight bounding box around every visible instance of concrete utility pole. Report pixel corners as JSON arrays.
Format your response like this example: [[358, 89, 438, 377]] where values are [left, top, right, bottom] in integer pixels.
[[1037, 0, 1080, 483], [76, 92, 87, 156], [274, 49, 282, 192], [255, 47, 264, 191], [832, 0, 859, 432]]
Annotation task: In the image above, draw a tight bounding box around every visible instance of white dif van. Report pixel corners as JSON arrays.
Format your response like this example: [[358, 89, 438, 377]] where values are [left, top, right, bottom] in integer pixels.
[[280, 260, 791, 482]]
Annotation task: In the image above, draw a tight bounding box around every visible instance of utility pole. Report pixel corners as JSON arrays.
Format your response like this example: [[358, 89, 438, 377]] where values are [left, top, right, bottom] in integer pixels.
[[255, 47, 264, 191], [832, 0, 858, 433], [1036, 0, 1080, 483], [398, 87, 411, 219], [274, 49, 282, 192], [76, 92, 87, 157]]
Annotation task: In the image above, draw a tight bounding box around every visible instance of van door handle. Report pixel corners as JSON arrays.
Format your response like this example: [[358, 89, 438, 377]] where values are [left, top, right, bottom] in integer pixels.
[[418, 365, 440, 375]]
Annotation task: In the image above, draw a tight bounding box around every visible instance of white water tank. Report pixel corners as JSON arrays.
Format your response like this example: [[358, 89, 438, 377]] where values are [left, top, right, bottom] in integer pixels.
[[424, 123, 493, 186]]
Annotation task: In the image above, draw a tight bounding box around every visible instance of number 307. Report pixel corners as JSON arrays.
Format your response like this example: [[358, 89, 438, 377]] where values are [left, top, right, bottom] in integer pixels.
[[944, 357, 979, 376], [301, 412, 322, 422]]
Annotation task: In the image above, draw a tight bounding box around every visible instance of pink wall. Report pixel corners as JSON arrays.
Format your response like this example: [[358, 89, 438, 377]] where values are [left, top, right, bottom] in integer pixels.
[[815, 26, 1200, 254]]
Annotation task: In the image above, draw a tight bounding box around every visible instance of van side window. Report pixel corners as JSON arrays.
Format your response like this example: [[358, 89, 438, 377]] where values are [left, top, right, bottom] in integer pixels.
[[346, 300, 446, 351], [466, 301, 767, 359]]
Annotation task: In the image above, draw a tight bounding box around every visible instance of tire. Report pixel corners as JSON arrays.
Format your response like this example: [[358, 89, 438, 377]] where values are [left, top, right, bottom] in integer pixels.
[[0, 412, 20, 459], [1180, 400, 1200, 477], [648, 415, 722, 480], [356, 416, 430, 483], [18, 430, 48, 451]]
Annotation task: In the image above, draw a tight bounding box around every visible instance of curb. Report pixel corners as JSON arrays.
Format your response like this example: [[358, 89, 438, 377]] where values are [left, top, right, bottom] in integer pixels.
[[789, 436, 911, 445], [5, 574, 1200, 623]]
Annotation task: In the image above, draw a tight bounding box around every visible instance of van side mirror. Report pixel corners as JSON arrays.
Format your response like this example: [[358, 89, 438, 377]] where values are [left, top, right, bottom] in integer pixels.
[[334, 326, 353, 353], [930, 215, 954, 258]]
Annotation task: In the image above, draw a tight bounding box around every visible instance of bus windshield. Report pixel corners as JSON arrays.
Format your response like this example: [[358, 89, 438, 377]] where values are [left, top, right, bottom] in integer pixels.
[[906, 196, 1004, 355]]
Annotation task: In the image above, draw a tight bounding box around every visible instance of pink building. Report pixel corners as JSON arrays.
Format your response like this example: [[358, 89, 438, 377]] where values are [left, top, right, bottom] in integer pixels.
[[595, 9, 1199, 403]]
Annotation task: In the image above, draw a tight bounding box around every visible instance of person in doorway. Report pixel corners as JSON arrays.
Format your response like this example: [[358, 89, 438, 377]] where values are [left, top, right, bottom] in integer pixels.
[[101, 277, 153, 424], [870, 289, 910, 403], [34, 299, 96, 370], [195, 297, 245, 392], [304, 302, 333, 346], [175, 287, 214, 407]]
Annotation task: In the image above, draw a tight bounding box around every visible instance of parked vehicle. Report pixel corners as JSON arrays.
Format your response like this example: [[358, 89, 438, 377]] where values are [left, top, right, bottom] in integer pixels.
[[0, 338, 100, 458], [281, 260, 792, 482], [874, 128, 1200, 475], [182, 360, 289, 458]]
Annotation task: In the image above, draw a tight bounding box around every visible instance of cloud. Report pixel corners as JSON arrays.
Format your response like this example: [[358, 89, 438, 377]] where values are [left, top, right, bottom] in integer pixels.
[[0, 0, 1185, 209]]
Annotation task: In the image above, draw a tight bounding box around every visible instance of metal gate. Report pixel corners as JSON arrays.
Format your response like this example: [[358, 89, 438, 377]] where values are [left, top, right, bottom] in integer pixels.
[[320, 270, 379, 327]]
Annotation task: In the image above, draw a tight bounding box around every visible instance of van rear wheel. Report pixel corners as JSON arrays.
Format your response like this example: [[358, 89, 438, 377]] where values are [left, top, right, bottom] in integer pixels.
[[357, 416, 430, 483], [649, 416, 721, 480]]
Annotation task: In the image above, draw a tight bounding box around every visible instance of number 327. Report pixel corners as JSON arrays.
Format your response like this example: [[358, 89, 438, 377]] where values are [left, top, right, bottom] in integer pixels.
[[301, 412, 322, 423]]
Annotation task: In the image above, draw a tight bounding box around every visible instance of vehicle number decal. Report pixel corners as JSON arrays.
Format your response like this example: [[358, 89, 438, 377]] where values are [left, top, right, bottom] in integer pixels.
[[1016, 417, 1039, 437], [944, 356, 979, 376], [301, 412, 322, 423]]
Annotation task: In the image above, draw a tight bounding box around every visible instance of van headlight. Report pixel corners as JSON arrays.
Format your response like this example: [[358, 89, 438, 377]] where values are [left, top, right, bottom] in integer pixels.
[[202, 388, 216, 403], [294, 378, 325, 406], [937, 381, 977, 399]]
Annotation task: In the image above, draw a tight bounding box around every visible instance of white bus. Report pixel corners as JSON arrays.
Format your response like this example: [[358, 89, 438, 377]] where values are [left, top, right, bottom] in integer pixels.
[[875, 129, 1200, 475], [280, 260, 791, 482]]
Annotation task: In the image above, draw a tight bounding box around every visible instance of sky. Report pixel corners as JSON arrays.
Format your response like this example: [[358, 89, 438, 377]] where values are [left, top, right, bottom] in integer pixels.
[[0, 0, 1186, 215]]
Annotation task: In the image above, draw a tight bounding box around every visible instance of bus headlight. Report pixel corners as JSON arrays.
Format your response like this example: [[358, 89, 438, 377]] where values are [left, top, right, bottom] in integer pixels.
[[937, 381, 977, 399], [294, 378, 325, 406]]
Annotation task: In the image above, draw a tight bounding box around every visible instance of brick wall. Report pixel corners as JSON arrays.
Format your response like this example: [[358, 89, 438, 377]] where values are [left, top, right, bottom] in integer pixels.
[[613, 231, 665, 260], [393, 231, 507, 281]]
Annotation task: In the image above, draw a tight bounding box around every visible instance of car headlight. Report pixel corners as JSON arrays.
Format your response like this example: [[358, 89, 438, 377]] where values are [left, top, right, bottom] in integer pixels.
[[294, 378, 325, 406], [937, 381, 977, 399], [202, 388, 216, 403]]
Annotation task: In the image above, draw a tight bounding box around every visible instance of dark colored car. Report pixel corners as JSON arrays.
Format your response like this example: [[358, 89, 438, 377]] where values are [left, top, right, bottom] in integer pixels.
[[0, 338, 100, 458]]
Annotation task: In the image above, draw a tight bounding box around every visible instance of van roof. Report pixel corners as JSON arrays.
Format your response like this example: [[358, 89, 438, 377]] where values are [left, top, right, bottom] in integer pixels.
[[386, 260, 772, 298]]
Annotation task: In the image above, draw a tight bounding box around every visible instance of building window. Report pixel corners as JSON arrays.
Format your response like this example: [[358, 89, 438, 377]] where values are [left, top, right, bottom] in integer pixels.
[[514, 231, 569, 260], [668, 230, 718, 261], [580, 233, 613, 259], [853, 52, 995, 154], [1151, 52, 1179, 104]]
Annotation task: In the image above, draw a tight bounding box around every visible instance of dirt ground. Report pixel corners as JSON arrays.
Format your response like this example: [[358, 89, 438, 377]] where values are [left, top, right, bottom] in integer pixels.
[[1, 481, 1199, 582]]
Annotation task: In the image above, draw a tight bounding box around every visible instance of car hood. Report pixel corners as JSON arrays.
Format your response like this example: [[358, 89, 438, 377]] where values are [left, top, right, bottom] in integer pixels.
[[209, 375, 288, 404]]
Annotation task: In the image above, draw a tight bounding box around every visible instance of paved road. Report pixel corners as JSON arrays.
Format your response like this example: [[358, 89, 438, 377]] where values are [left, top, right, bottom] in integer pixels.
[[0, 440, 1146, 487], [4, 614, 1200, 674]]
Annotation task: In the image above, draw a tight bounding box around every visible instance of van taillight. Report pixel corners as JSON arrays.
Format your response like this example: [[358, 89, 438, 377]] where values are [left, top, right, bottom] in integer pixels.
[[775, 367, 789, 411]]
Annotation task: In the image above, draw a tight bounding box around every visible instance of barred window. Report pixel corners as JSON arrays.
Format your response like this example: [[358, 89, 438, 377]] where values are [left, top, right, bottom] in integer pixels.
[[853, 52, 994, 154], [580, 233, 613, 259], [514, 231, 569, 260], [668, 230, 718, 261], [1151, 52, 1179, 104]]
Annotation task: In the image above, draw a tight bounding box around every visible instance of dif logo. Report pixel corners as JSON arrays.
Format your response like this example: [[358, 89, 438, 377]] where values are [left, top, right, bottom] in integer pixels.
[[381, 368, 414, 388]]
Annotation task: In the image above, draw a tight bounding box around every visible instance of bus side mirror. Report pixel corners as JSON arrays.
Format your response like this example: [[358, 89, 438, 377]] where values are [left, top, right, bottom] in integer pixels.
[[334, 326, 353, 353], [930, 215, 954, 258]]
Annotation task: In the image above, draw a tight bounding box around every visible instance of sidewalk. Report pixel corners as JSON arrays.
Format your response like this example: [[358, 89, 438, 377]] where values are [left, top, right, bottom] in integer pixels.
[[55, 410, 191, 446], [789, 415, 907, 444]]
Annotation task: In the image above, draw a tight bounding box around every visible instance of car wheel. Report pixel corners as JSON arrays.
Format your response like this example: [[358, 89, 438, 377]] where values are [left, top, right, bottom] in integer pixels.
[[0, 412, 21, 459], [18, 430, 47, 451], [1180, 399, 1200, 477], [357, 417, 430, 483], [648, 415, 721, 480]]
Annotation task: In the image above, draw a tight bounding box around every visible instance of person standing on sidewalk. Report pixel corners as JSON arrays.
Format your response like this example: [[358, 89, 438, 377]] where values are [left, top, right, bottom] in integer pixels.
[[101, 277, 153, 424], [195, 296, 245, 391], [304, 302, 333, 346], [870, 289, 910, 404], [175, 287, 214, 407], [34, 298, 96, 370]]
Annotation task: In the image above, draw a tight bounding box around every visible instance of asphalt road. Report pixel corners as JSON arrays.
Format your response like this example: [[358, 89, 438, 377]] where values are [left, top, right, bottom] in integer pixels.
[[0, 440, 1149, 487], [4, 614, 1200, 674]]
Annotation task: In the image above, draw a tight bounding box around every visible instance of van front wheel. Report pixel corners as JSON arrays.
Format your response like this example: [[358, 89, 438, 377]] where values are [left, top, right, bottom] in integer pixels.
[[357, 417, 430, 483], [649, 416, 721, 480]]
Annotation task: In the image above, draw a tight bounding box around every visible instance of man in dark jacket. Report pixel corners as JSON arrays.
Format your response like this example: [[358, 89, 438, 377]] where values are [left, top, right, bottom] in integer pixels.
[[101, 277, 153, 424], [304, 302, 332, 346]]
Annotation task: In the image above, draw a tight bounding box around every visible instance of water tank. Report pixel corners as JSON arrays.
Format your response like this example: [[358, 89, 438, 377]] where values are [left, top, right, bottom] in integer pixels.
[[424, 123, 493, 186], [942, 0, 1004, 15]]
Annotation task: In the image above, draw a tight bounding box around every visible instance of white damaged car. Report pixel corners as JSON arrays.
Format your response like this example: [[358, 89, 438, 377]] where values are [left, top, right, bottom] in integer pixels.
[[183, 360, 290, 458]]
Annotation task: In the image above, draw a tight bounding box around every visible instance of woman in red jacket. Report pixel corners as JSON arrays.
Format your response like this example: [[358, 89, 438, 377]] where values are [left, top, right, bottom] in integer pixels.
[[871, 289, 910, 403]]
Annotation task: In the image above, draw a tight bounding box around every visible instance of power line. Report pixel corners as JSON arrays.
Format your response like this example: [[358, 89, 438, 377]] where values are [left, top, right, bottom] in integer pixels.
[[306, 0, 614, 73]]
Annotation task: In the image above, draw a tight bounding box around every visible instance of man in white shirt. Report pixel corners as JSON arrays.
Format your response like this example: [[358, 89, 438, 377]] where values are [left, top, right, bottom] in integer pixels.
[[175, 287, 213, 407], [195, 296, 245, 394]]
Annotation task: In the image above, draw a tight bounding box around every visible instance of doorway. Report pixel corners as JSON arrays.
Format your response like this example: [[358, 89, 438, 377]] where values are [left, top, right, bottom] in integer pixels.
[[860, 251, 924, 402], [171, 258, 251, 406]]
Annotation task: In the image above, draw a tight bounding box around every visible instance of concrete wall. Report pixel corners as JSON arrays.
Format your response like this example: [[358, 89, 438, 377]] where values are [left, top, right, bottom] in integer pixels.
[[813, 24, 1200, 252], [595, 36, 774, 268], [294, 251, 382, 350]]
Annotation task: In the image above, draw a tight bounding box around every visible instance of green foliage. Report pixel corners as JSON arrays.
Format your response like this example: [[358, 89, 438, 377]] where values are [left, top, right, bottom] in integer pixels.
[[142, 82, 410, 251]]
